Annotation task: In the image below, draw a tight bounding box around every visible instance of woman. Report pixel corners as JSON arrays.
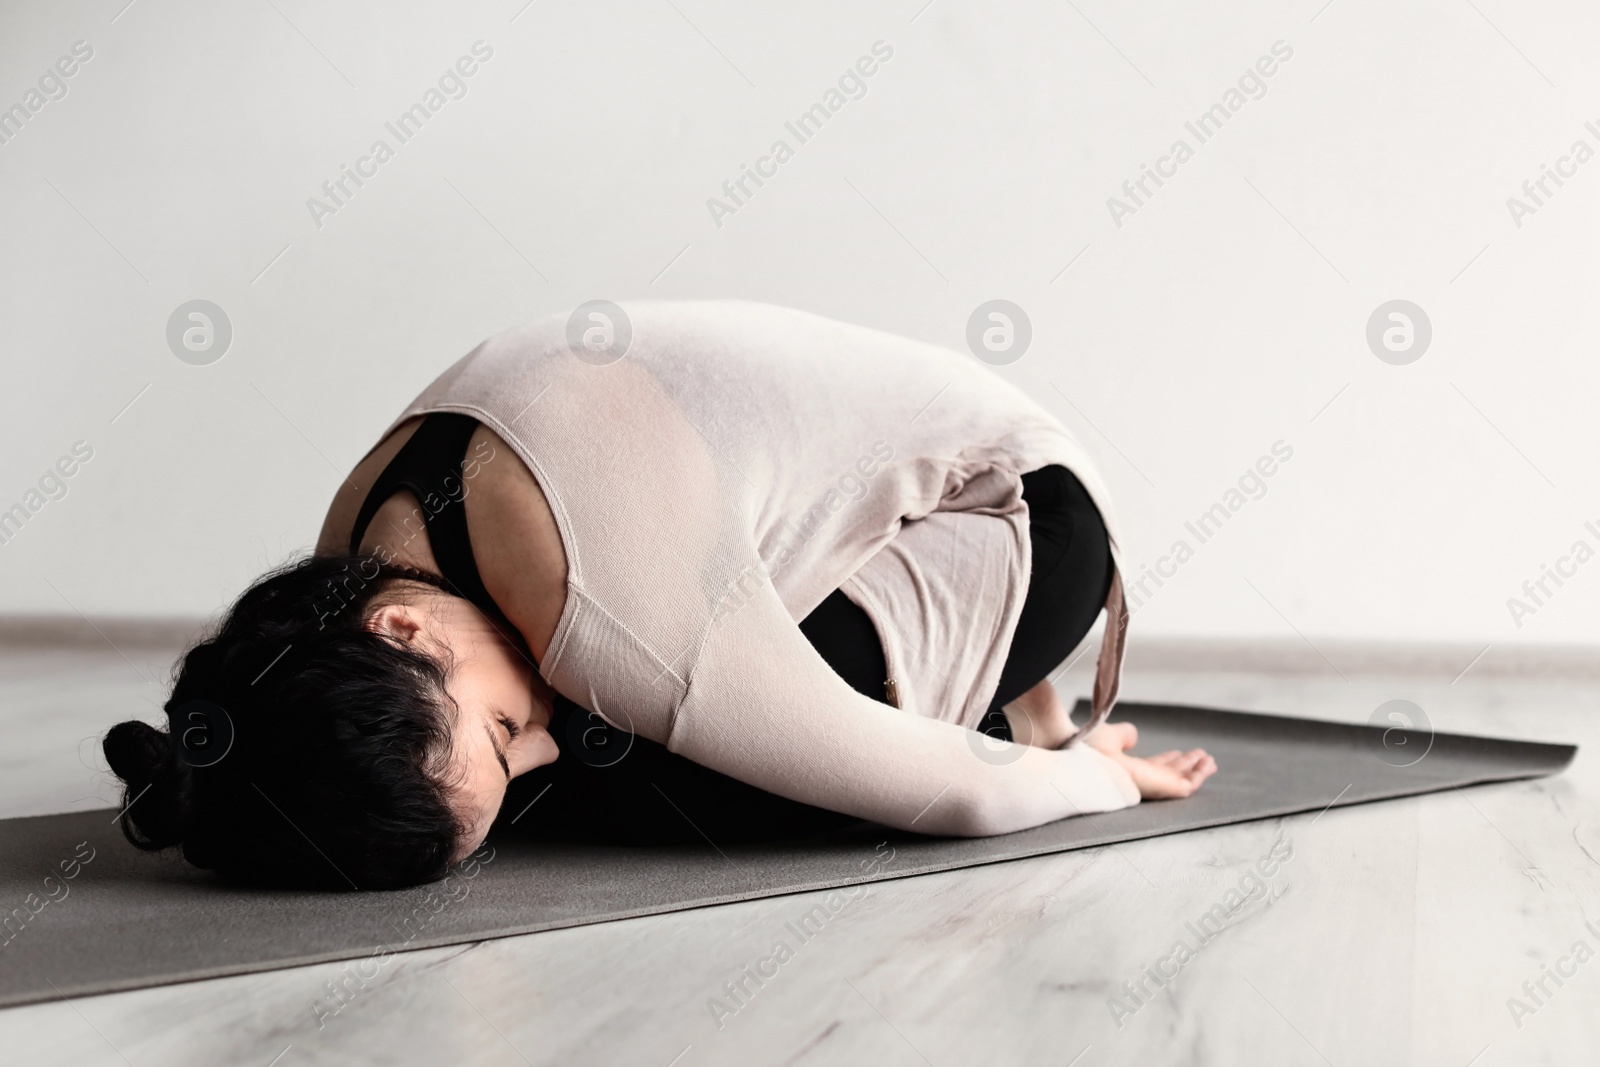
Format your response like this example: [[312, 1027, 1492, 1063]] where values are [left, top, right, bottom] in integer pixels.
[[103, 301, 1215, 890]]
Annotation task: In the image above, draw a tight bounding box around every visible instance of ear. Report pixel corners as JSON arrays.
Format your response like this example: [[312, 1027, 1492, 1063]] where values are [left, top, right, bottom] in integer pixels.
[[365, 602, 427, 646]]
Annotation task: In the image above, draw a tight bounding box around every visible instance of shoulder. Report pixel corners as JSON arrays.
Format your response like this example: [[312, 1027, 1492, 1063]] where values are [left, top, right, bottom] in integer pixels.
[[315, 416, 425, 555]]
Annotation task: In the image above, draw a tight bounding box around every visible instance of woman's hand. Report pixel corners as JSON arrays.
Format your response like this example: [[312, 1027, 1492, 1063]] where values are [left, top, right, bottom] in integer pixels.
[[1082, 721, 1217, 800]]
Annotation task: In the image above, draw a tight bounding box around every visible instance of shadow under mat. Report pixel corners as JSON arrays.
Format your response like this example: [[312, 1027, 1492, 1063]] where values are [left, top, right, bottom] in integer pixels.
[[0, 700, 1574, 1008]]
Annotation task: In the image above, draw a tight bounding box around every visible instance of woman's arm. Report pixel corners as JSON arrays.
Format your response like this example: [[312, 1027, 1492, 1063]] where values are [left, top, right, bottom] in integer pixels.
[[667, 576, 1140, 837]]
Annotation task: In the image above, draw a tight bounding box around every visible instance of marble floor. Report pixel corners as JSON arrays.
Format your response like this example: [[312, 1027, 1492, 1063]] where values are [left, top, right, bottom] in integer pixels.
[[1, 638, 1597, 1066]]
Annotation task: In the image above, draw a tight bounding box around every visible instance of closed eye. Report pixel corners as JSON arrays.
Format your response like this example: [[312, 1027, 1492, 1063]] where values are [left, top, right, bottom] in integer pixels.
[[483, 719, 511, 780]]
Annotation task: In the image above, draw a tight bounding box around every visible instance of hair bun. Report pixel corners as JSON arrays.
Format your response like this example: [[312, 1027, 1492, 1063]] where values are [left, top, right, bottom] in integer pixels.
[[103, 719, 189, 851]]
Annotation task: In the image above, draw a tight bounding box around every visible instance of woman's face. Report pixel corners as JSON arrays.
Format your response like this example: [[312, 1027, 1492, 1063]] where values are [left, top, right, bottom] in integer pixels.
[[367, 590, 560, 862]]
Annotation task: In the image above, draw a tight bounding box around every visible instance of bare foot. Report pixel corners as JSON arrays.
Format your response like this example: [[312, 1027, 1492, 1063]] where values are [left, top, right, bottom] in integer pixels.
[[1003, 677, 1077, 749]]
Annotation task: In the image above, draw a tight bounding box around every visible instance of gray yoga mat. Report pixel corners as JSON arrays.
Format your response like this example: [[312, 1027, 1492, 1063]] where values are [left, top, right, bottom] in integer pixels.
[[0, 700, 1574, 1009]]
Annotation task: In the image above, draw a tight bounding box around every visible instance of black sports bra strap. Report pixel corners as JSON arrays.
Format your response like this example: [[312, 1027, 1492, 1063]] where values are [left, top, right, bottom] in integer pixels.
[[348, 413, 502, 625]]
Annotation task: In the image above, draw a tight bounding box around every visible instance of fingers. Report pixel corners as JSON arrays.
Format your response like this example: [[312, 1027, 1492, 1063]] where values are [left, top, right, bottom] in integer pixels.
[[1173, 751, 1218, 793], [1129, 748, 1217, 799]]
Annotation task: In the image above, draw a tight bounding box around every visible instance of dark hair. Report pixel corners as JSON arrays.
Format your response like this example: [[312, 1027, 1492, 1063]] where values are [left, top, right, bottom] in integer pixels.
[[102, 553, 470, 890]]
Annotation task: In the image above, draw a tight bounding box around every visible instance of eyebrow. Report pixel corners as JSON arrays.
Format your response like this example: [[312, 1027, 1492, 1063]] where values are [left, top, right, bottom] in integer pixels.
[[483, 722, 510, 780]]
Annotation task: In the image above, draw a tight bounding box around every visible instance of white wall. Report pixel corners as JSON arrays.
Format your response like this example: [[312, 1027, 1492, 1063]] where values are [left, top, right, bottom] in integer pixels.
[[1, 0, 1596, 648]]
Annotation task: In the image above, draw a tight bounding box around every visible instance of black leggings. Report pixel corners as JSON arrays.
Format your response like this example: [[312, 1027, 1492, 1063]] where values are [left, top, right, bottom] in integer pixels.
[[800, 464, 1112, 741], [499, 465, 1113, 844]]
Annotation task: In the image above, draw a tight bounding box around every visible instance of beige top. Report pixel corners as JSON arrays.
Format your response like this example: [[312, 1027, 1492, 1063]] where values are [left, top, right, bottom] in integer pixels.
[[387, 300, 1138, 834]]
